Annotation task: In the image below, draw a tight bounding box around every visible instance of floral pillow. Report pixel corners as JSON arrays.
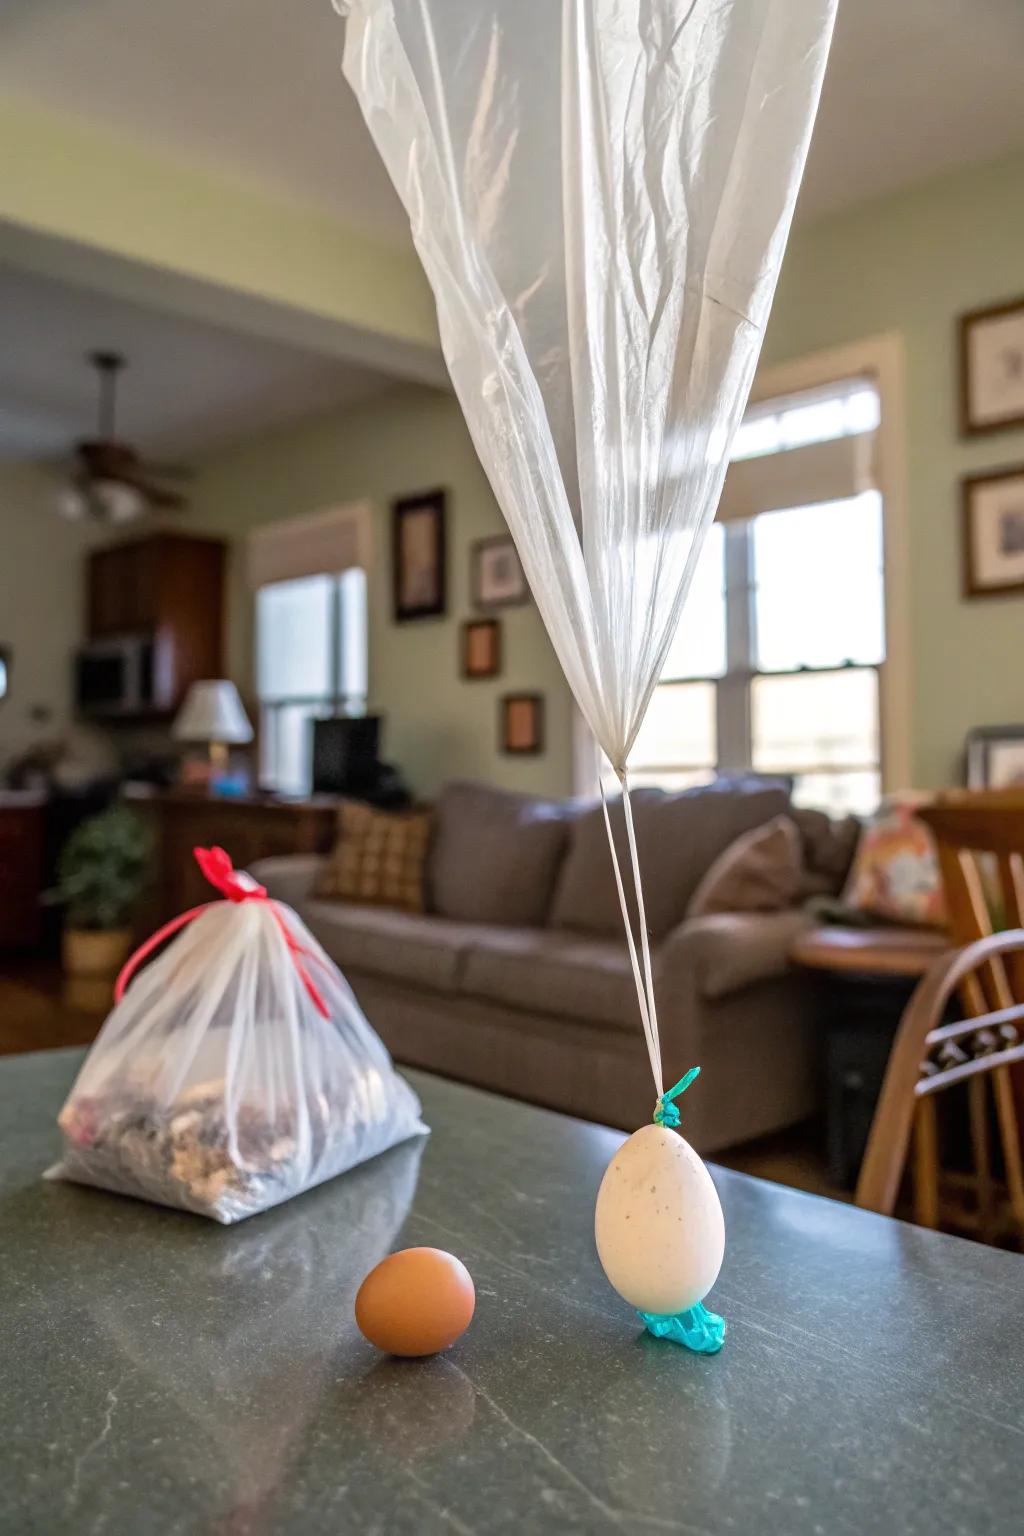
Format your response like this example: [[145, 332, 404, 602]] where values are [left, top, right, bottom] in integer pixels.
[[842, 799, 947, 928]]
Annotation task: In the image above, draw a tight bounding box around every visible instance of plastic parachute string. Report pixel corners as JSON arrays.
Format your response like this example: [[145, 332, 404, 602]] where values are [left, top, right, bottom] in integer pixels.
[[335, 0, 837, 1348]]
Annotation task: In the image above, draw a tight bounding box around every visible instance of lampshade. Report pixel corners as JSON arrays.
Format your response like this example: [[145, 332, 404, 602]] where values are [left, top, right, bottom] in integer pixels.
[[172, 681, 253, 745]]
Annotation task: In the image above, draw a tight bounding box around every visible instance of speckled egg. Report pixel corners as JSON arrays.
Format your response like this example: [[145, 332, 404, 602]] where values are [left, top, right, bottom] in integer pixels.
[[595, 1124, 724, 1316]]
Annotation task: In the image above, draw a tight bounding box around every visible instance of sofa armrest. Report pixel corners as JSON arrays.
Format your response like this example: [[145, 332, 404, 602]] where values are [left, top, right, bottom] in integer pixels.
[[250, 854, 326, 907], [658, 909, 814, 1002]]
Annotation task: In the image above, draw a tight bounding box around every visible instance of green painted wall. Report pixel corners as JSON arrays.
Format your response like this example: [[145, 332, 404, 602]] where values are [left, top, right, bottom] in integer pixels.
[[762, 148, 1024, 788], [0, 98, 436, 357], [0, 462, 99, 766], [186, 387, 574, 798]]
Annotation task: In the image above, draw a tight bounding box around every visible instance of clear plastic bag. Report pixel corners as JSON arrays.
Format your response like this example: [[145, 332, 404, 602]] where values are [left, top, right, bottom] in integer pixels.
[[47, 849, 428, 1223], [336, 0, 837, 1098]]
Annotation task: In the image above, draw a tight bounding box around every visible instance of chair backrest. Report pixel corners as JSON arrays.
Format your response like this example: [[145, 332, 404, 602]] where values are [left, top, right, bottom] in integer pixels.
[[916, 791, 1024, 1014], [857, 930, 1024, 1237]]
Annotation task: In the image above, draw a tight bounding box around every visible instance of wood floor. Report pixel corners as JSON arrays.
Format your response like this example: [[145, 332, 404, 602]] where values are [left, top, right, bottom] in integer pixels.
[[0, 958, 109, 1055]]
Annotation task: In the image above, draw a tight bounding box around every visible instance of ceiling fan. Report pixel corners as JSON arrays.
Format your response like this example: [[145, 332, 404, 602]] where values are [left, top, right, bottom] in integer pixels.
[[57, 351, 192, 524]]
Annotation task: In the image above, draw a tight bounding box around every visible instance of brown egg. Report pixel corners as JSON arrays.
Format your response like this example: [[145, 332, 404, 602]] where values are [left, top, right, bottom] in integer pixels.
[[355, 1246, 475, 1357]]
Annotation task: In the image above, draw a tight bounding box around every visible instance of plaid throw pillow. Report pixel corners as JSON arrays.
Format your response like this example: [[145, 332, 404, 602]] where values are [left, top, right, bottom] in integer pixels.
[[315, 801, 431, 913]]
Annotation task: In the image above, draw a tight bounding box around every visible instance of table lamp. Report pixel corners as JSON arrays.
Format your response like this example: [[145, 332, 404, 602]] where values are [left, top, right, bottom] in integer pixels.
[[172, 680, 253, 772]]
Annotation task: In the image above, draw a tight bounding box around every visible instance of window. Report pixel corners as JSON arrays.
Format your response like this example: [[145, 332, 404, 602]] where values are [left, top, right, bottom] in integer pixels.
[[256, 569, 368, 794], [629, 378, 884, 815]]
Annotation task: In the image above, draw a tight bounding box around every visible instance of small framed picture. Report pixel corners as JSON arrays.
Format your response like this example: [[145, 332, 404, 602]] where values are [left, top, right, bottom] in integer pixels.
[[471, 536, 528, 611], [461, 618, 501, 680], [965, 726, 1024, 790], [392, 489, 447, 622], [959, 297, 1024, 436], [501, 693, 544, 755], [962, 466, 1024, 598]]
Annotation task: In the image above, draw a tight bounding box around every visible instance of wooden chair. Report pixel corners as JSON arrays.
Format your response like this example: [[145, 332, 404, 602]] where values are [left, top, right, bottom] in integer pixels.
[[857, 929, 1024, 1240]]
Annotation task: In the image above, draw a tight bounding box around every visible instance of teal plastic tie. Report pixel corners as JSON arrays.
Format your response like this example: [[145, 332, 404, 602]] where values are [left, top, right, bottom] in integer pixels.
[[645, 1066, 726, 1355], [653, 1066, 700, 1129]]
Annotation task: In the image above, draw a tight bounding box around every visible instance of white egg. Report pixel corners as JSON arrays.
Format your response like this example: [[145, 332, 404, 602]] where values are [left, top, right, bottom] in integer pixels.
[[595, 1123, 725, 1316]]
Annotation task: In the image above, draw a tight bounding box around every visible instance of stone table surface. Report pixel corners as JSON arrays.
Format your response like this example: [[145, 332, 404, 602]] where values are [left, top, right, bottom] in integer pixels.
[[3, 1048, 1023, 1536]]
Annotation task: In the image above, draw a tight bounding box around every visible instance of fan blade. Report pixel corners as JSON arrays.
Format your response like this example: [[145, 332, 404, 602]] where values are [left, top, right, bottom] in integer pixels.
[[139, 461, 194, 481]]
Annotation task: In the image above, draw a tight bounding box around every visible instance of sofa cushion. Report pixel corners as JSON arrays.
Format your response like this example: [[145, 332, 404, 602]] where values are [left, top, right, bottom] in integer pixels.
[[549, 779, 792, 939], [687, 815, 804, 917], [428, 780, 574, 928], [314, 801, 431, 912], [462, 928, 639, 1032], [300, 900, 477, 994]]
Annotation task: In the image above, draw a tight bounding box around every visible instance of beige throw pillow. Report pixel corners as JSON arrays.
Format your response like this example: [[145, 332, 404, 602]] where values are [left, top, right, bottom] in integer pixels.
[[315, 801, 431, 913], [687, 814, 804, 918]]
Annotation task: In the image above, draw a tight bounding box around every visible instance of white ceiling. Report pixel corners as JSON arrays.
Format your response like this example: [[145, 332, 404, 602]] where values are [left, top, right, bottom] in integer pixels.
[[0, 266, 392, 460], [0, 0, 1021, 462], [0, 0, 1022, 240]]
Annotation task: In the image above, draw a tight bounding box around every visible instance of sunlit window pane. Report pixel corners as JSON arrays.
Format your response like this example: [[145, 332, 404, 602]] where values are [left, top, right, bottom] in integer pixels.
[[752, 668, 878, 773], [631, 681, 716, 770], [732, 383, 880, 462], [336, 567, 369, 703], [257, 574, 333, 699], [661, 524, 726, 681], [791, 771, 881, 817], [625, 769, 717, 793], [754, 493, 884, 672]]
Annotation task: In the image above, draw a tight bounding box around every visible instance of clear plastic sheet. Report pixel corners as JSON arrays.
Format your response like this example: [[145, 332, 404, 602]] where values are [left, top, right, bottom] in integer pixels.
[[48, 889, 428, 1223], [336, 0, 836, 1093]]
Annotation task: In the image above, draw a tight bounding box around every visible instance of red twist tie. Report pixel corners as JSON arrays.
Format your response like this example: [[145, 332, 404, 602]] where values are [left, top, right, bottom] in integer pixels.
[[114, 845, 330, 1020]]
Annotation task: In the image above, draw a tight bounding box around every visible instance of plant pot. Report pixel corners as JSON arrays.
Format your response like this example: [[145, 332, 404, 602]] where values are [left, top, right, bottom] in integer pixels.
[[62, 927, 133, 979]]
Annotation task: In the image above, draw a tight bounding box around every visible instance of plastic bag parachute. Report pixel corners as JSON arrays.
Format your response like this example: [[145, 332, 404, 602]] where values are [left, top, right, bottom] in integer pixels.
[[336, 0, 837, 1348]]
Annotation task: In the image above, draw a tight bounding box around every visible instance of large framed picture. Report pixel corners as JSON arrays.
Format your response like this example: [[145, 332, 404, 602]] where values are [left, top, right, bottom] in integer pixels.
[[392, 489, 447, 622], [471, 536, 529, 611], [962, 466, 1024, 599], [959, 296, 1024, 436], [965, 726, 1024, 790]]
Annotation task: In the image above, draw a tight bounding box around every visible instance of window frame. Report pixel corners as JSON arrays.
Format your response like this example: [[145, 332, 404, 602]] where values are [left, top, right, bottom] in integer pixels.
[[575, 334, 910, 804], [256, 570, 368, 793]]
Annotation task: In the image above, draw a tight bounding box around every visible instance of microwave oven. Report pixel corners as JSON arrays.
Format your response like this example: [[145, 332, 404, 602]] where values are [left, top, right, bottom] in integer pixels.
[[75, 633, 157, 718]]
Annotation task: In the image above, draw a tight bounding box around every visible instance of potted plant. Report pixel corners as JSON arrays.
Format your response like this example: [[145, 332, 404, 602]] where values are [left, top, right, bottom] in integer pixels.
[[48, 807, 152, 977]]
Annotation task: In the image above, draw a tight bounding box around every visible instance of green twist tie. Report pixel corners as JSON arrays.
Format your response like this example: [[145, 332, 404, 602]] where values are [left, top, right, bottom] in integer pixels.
[[653, 1066, 700, 1129]]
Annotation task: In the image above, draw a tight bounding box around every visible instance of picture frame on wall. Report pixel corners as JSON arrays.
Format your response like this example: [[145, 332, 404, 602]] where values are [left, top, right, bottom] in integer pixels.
[[962, 466, 1024, 599], [471, 535, 529, 611], [500, 692, 544, 755], [392, 488, 447, 622], [461, 618, 501, 680], [959, 296, 1024, 436], [965, 725, 1024, 790]]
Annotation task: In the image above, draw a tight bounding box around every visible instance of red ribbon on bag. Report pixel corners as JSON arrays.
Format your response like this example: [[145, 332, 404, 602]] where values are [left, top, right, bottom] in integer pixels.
[[114, 846, 330, 1019]]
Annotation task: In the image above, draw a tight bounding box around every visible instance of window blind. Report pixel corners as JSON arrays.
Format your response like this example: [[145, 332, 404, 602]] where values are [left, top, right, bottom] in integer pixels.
[[246, 502, 373, 590], [717, 377, 878, 523]]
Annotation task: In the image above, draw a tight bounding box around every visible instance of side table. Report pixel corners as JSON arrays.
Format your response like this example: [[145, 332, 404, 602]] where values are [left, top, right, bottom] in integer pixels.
[[791, 925, 951, 1188]]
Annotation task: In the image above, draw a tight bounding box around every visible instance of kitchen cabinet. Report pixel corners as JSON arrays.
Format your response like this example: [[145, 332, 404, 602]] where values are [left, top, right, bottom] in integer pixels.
[[0, 795, 46, 950], [85, 533, 226, 716]]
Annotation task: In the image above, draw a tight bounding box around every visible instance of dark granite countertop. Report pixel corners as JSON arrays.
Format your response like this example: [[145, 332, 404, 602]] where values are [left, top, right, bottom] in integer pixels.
[[3, 1048, 1022, 1535]]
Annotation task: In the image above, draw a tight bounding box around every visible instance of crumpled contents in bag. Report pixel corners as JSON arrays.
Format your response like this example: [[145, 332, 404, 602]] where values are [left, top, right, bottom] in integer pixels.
[[47, 852, 428, 1222], [58, 1077, 357, 1223]]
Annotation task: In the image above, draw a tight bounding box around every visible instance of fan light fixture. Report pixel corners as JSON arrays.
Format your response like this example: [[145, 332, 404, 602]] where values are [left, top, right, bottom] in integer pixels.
[[56, 351, 190, 524], [57, 478, 147, 525]]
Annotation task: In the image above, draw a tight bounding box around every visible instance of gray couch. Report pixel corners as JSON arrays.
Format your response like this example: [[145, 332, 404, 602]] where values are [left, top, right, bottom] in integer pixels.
[[255, 779, 840, 1152]]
